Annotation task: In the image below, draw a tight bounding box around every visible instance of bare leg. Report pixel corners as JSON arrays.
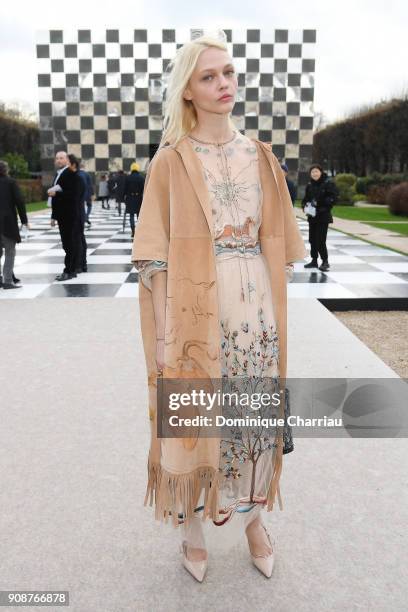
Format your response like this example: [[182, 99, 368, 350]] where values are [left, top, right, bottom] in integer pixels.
[[179, 514, 207, 562], [244, 506, 273, 557]]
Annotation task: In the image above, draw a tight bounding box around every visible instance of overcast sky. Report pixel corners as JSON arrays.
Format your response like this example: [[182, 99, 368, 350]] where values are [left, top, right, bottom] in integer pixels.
[[0, 0, 407, 125]]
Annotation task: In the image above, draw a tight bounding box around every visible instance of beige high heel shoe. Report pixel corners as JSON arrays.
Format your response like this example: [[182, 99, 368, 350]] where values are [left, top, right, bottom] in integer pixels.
[[246, 523, 276, 578], [180, 540, 208, 582]]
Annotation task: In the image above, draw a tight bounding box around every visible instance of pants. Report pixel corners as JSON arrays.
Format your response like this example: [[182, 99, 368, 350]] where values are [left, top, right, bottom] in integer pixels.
[[100, 196, 109, 209], [85, 202, 92, 223], [308, 221, 329, 261], [129, 213, 136, 233], [74, 220, 87, 271], [0, 233, 16, 284], [58, 217, 80, 274], [116, 199, 123, 215]]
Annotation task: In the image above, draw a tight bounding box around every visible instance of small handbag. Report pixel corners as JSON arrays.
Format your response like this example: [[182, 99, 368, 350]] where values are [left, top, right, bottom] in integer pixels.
[[282, 387, 294, 454], [304, 201, 317, 217]]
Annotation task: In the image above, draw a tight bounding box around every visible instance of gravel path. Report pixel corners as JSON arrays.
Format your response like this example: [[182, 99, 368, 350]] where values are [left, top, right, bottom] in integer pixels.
[[332, 311, 408, 377]]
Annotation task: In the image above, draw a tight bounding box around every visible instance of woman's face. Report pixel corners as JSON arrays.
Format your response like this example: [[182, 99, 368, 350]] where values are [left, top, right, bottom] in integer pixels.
[[311, 168, 322, 181], [183, 47, 238, 116]]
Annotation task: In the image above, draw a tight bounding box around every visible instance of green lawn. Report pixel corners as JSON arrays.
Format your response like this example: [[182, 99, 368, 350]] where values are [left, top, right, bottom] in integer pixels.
[[26, 201, 48, 213], [366, 222, 408, 236], [330, 206, 401, 222], [294, 201, 408, 238]]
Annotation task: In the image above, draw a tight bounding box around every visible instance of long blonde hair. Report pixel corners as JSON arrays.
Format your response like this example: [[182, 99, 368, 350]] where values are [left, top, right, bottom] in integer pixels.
[[159, 34, 237, 148]]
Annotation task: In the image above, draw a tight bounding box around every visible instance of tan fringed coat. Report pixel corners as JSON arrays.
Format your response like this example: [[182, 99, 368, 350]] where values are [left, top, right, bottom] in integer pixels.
[[131, 135, 307, 526]]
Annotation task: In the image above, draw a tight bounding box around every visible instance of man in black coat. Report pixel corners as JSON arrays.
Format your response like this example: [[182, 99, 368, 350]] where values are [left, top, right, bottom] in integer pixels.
[[68, 154, 88, 274], [114, 170, 126, 216], [48, 150, 82, 280], [301, 164, 338, 271], [123, 162, 145, 238], [0, 160, 29, 289]]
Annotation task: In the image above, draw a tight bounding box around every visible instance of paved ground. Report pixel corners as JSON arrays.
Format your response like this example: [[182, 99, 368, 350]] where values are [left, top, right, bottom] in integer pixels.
[[1, 297, 407, 612]]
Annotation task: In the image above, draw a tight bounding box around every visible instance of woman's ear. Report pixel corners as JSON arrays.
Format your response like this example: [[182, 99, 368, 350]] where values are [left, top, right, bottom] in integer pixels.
[[183, 89, 192, 102]]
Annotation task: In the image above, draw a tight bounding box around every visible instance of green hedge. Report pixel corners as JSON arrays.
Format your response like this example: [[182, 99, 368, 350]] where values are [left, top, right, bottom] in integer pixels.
[[17, 178, 44, 204]]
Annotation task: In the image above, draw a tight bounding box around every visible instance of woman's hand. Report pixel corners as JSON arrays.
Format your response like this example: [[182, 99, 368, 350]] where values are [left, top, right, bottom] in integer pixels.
[[156, 338, 165, 373]]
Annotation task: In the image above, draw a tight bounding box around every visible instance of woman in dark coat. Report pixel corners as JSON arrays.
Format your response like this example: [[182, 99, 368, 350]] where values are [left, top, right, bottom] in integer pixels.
[[123, 162, 145, 238], [301, 164, 338, 271], [0, 160, 29, 289]]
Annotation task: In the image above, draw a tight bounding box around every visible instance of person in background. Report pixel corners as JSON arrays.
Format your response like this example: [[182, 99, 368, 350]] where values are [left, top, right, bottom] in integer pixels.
[[280, 163, 297, 206], [68, 154, 88, 274], [79, 161, 94, 227], [48, 150, 82, 281], [301, 163, 338, 271], [0, 160, 29, 289], [123, 162, 145, 238], [98, 174, 110, 209], [107, 172, 117, 208], [114, 170, 126, 216]]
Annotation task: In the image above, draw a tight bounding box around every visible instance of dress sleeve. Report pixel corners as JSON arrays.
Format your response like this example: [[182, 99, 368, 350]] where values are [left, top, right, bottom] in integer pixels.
[[134, 259, 168, 291]]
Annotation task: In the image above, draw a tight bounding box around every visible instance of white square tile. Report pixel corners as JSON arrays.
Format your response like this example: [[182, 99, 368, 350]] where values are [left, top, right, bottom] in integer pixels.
[[93, 243, 132, 250], [16, 243, 55, 250], [87, 255, 132, 264], [0, 284, 49, 299], [115, 283, 140, 298], [369, 262, 408, 273], [14, 263, 63, 273], [340, 247, 400, 256], [324, 271, 407, 284], [38, 249, 66, 257], [55, 273, 130, 284], [14, 255, 36, 265], [287, 284, 356, 298]]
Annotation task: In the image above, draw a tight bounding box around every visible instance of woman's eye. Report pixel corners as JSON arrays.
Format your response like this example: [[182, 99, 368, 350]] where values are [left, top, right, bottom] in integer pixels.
[[203, 70, 235, 80]]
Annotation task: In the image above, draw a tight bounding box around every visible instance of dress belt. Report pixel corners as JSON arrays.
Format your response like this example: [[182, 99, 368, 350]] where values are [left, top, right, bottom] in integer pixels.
[[214, 241, 261, 257]]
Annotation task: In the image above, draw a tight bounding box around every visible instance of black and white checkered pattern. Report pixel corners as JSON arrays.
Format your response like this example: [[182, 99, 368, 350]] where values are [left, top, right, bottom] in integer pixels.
[[3, 205, 408, 307], [36, 28, 316, 185]]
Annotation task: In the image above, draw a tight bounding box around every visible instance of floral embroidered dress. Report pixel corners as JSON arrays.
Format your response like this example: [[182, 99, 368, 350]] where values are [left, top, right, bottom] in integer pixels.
[[135, 130, 294, 525]]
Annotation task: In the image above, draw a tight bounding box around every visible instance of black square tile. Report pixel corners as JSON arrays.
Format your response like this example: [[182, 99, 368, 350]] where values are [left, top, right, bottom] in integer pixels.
[[50, 30, 63, 43], [106, 30, 119, 42], [79, 59, 92, 72], [134, 30, 147, 42], [38, 74, 51, 87], [37, 284, 123, 298], [78, 30, 91, 43], [92, 44, 105, 57]]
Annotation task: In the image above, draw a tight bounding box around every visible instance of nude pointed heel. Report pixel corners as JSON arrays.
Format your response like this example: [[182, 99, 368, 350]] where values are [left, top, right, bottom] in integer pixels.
[[247, 524, 276, 578], [180, 540, 208, 583]]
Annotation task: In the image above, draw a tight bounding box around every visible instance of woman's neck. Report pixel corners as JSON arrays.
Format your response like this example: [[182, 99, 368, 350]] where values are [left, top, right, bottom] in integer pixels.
[[189, 117, 234, 145]]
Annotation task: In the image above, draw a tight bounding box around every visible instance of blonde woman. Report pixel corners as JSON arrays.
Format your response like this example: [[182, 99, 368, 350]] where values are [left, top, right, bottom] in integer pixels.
[[132, 32, 306, 582]]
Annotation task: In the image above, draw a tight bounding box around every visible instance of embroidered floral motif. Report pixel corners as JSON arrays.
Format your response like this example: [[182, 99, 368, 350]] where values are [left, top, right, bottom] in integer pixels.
[[220, 306, 279, 378]]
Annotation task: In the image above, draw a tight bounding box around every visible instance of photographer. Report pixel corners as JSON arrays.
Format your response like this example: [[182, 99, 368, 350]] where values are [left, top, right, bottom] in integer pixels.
[[301, 164, 338, 271]]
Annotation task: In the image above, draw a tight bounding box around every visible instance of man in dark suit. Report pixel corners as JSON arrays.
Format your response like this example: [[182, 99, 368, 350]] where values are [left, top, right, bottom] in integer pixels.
[[48, 151, 82, 281], [0, 160, 29, 289], [123, 162, 145, 238]]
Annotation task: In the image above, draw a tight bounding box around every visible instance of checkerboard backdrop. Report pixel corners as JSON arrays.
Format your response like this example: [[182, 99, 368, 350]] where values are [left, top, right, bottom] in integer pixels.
[[36, 28, 316, 185]]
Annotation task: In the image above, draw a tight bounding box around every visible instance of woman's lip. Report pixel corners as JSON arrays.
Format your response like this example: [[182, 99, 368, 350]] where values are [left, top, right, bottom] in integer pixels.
[[219, 95, 232, 101]]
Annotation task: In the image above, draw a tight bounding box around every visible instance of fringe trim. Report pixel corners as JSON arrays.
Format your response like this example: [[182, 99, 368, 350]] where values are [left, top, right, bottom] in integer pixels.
[[144, 457, 220, 527], [266, 435, 284, 512]]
